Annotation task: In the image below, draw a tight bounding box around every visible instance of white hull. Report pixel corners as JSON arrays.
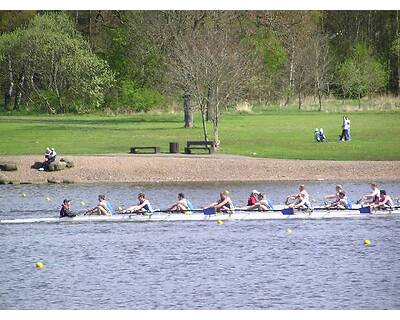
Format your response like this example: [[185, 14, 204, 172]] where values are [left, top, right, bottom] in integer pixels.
[[1, 209, 399, 224]]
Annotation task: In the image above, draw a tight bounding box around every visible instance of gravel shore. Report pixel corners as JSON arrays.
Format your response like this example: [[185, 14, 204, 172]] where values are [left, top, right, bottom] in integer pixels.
[[1, 154, 400, 184]]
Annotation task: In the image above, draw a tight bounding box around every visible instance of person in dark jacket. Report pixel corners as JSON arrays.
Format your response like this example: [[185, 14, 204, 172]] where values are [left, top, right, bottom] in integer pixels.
[[60, 199, 76, 218]]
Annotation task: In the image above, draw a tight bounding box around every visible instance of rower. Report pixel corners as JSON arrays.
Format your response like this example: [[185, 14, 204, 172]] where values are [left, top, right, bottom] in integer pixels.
[[359, 183, 380, 206], [85, 194, 113, 216], [326, 191, 350, 210], [286, 185, 311, 208], [60, 199, 76, 218], [247, 190, 259, 206], [371, 190, 394, 210], [121, 192, 153, 214], [167, 193, 194, 213], [324, 184, 344, 204], [288, 192, 310, 209], [206, 190, 234, 213], [251, 193, 273, 211]]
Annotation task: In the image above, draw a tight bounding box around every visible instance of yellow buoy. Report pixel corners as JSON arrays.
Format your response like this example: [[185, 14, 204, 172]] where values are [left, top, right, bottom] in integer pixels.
[[22, 193, 27, 197], [217, 220, 224, 225], [46, 197, 51, 202], [364, 239, 371, 246], [287, 228, 293, 235], [80, 201, 86, 206], [35, 262, 45, 269]]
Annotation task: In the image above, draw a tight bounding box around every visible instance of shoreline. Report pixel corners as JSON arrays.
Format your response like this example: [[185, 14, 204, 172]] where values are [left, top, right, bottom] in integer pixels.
[[1, 154, 400, 184]]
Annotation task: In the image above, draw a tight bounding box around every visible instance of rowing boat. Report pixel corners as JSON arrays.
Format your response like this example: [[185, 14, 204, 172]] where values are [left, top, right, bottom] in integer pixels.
[[1, 207, 399, 224]]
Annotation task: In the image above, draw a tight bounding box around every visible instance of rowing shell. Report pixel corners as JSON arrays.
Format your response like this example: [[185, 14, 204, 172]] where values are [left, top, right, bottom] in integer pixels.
[[1, 209, 399, 224]]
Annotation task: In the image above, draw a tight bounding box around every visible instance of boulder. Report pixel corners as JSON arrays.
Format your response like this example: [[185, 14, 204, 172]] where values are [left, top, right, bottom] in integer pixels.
[[0, 162, 17, 171], [60, 158, 74, 168], [48, 160, 67, 172], [62, 179, 75, 184], [0, 174, 9, 184], [31, 162, 43, 169], [47, 178, 61, 184]]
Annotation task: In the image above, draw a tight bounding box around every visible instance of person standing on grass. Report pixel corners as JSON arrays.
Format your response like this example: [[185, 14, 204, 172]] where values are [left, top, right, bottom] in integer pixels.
[[344, 116, 351, 141]]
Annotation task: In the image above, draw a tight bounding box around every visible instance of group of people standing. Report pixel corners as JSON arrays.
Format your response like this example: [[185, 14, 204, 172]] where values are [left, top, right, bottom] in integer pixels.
[[60, 183, 397, 218]]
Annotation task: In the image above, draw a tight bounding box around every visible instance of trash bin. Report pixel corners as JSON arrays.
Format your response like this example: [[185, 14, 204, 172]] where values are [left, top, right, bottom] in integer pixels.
[[169, 142, 179, 153]]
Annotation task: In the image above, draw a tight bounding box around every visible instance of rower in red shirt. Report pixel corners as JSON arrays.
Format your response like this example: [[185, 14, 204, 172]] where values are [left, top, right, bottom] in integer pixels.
[[247, 190, 259, 206]]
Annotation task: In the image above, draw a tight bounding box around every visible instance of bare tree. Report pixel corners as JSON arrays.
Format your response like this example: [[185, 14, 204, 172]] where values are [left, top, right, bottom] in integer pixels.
[[311, 33, 332, 111], [166, 15, 251, 146]]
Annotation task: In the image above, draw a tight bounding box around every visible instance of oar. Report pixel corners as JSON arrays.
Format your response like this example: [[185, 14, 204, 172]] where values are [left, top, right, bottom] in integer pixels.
[[116, 205, 400, 216]]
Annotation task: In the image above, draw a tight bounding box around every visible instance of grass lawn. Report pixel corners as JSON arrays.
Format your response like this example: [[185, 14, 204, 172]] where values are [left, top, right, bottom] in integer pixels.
[[0, 111, 399, 160]]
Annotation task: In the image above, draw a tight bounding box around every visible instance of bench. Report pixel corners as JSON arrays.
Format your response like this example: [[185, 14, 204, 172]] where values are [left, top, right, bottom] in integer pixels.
[[185, 141, 216, 154], [130, 147, 160, 154]]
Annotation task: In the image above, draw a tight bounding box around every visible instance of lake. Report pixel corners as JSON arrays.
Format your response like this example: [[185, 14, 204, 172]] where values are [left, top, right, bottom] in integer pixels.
[[0, 181, 399, 309]]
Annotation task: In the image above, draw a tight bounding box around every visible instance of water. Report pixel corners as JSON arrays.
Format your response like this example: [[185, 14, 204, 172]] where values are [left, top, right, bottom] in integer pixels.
[[0, 181, 399, 309]]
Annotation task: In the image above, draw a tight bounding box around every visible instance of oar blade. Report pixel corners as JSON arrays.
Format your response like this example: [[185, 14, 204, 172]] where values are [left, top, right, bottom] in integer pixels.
[[203, 207, 216, 215], [359, 207, 371, 214], [281, 208, 294, 215]]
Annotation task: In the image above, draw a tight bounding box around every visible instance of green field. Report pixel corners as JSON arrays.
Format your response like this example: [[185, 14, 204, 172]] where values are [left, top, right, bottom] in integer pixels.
[[0, 111, 399, 160]]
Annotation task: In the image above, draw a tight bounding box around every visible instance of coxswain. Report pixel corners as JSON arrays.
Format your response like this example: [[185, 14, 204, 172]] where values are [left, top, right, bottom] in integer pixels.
[[60, 199, 76, 218]]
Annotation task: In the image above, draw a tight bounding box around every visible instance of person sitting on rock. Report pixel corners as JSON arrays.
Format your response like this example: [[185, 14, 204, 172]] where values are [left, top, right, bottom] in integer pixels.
[[41, 147, 57, 171], [39, 148, 51, 171]]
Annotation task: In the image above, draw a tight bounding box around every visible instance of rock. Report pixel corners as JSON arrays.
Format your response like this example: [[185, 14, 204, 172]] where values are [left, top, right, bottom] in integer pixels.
[[62, 179, 75, 184], [0, 162, 17, 171], [0, 174, 9, 184], [47, 178, 60, 184], [60, 158, 74, 168], [31, 162, 43, 169], [48, 161, 67, 172]]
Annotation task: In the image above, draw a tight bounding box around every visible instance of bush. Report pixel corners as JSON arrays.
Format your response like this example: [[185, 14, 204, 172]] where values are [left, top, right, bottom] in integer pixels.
[[119, 80, 164, 112]]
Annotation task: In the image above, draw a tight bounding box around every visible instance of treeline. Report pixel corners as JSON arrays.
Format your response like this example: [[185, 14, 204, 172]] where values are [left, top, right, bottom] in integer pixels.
[[0, 10, 399, 117]]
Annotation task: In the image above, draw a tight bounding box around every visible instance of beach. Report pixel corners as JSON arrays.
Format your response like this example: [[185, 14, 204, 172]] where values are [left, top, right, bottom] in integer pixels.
[[1, 154, 400, 184]]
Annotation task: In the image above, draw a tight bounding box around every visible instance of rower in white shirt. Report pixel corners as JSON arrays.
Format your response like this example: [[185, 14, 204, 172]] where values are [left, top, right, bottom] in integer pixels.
[[286, 185, 311, 209], [359, 183, 380, 206]]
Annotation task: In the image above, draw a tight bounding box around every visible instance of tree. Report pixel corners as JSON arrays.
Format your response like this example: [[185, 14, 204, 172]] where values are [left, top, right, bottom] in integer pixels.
[[337, 43, 388, 108], [0, 11, 36, 110], [166, 12, 251, 146], [0, 12, 115, 113], [310, 32, 332, 111]]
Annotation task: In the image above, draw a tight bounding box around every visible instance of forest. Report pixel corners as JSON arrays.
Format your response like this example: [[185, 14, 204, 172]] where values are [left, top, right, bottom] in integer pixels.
[[0, 11, 399, 121]]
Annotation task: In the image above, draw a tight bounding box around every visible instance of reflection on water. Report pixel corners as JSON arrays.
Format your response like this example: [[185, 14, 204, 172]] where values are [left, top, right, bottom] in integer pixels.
[[0, 181, 399, 309]]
